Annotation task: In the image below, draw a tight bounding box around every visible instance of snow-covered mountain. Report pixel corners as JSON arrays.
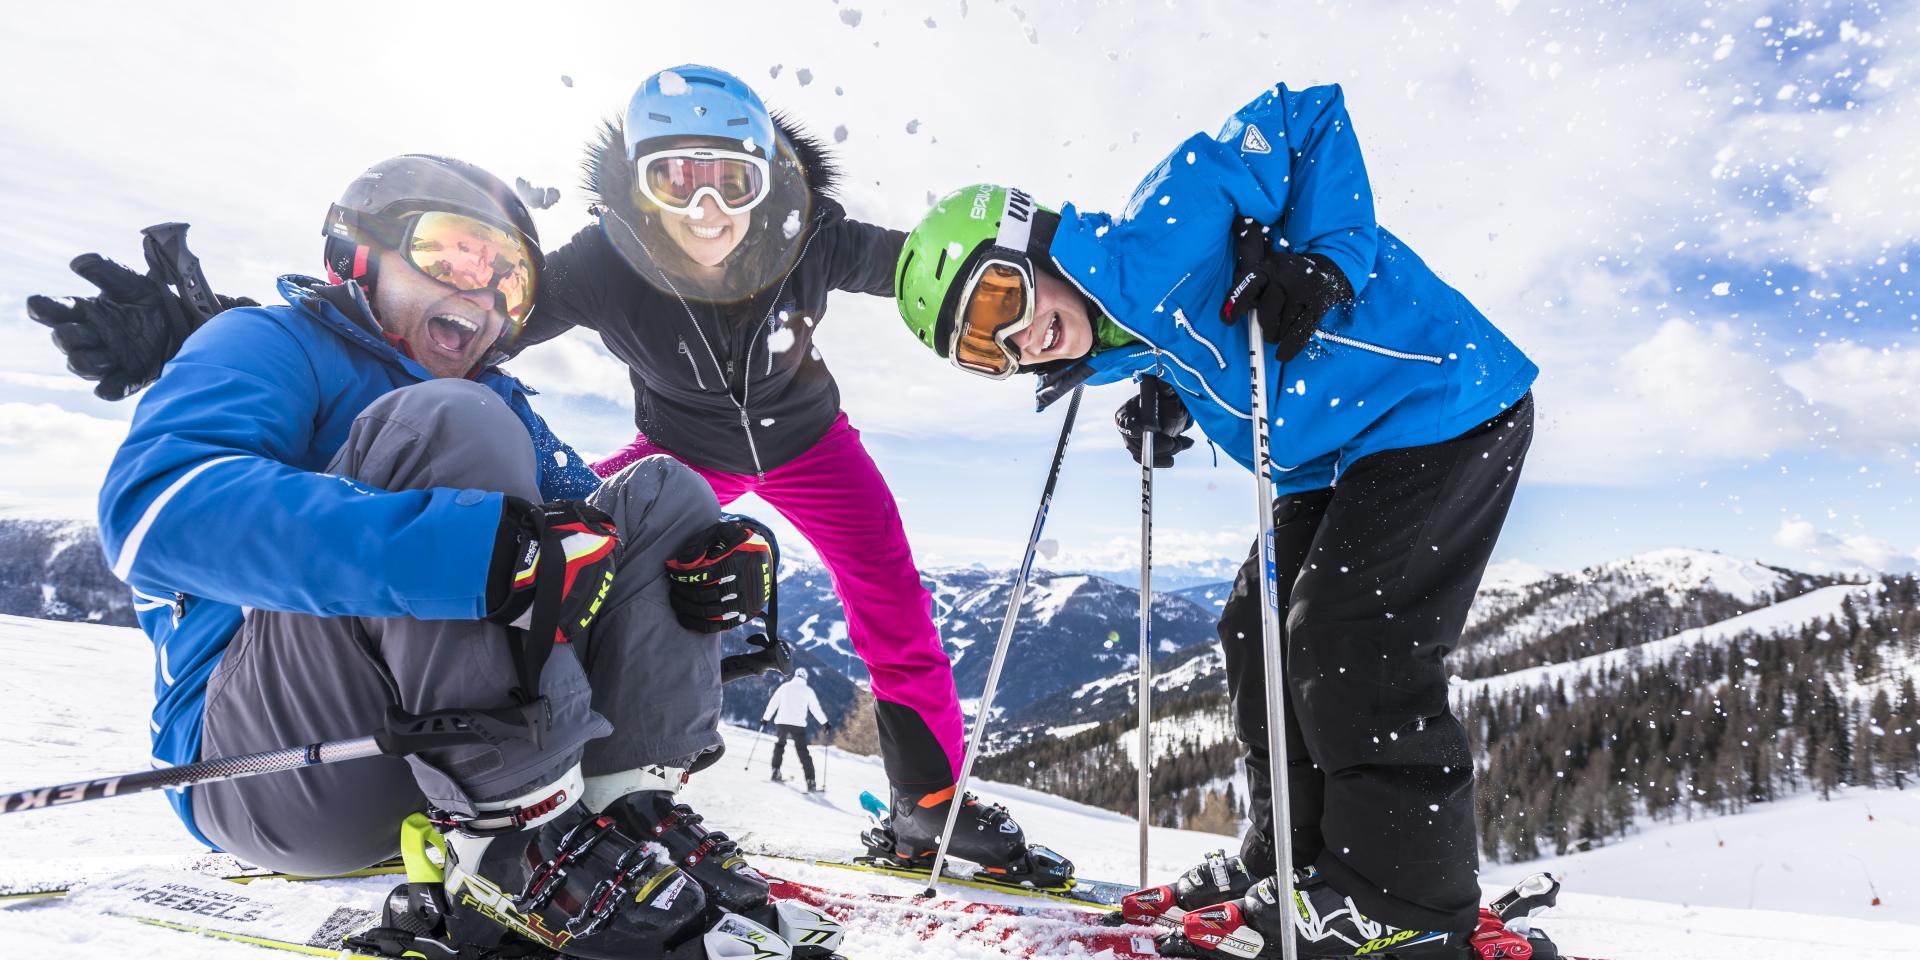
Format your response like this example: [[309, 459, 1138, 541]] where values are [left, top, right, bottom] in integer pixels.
[[779, 563, 1220, 718], [1457, 548, 1840, 678], [0, 517, 131, 626]]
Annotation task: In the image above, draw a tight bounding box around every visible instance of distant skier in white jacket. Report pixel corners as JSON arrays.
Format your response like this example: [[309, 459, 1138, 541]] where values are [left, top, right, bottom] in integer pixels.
[[762, 669, 829, 791]]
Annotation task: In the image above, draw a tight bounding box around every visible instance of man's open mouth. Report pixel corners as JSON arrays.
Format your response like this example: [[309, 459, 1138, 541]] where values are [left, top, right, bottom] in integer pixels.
[[427, 314, 481, 354], [1040, 315, 1061, 353]]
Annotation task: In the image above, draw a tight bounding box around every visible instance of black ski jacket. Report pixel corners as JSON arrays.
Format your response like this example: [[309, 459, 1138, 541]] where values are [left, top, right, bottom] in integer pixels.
[[514, 119, 903, 476]]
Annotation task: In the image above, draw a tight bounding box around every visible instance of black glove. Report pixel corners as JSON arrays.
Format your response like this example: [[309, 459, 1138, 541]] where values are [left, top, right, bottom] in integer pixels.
[[1221, 217, 1354, 361], [666, 519, 773, 633], [485, 498, 620, 645], [26, 227, 255, 401], [1115, 376, 1195, 468]]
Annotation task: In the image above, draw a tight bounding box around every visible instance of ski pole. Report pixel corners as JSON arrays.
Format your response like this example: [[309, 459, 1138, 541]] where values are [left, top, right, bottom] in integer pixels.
[[745, 723, 765, 771], [0, 704, 528, 815], [1247, 314, 1300, 960], [1136, 372, 1159, 889], [922, 385, 1083, 898]]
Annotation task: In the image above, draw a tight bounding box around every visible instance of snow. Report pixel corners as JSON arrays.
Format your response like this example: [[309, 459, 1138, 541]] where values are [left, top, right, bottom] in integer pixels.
[[1023, 575, 1089, 624], [1459, 583, 1869, 699], [1481, 787, 1920, 926], [4, 612, 1919, 958], [1479, 559, 1553, 594], [1604, 548, 1789, 604]]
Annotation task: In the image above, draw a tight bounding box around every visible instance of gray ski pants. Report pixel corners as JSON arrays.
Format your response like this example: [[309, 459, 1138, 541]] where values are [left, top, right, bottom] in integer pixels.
[[193, 379, 724, 876]]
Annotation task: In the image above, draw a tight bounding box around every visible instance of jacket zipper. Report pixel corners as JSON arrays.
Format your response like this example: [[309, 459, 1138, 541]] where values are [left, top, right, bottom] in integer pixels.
[[677, 339, 707, 389], [1171, 308, 1228, 368], [1314, 330, 1444, 364]]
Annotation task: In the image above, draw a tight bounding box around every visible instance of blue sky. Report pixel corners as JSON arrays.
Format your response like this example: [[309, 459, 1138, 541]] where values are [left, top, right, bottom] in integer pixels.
[[0, 0, 1914, 580]]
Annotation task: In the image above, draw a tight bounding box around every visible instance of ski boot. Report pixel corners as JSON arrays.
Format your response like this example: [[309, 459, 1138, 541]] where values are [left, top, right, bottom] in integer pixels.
[[859, 786, 1075, 888], [598, 764, 846, 958], [419, 767, 710, 959], [1110, 849, 1258, 932], [1176, 870, 1466, 959], [351, 881, 831, 960]]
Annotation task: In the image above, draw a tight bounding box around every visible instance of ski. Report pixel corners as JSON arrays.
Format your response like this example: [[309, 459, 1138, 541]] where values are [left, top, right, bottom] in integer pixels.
[[58, 866, 410, 959], [813, 855, 1133, 909], [60, 863, 1151, 960], [0, 853, 408, 903], [825, 788, 1131, 909], [767, 875, 1156, 959]]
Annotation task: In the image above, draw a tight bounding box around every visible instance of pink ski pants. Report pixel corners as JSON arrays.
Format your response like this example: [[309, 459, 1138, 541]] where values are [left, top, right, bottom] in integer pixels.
[[593, 413, 963, 788]]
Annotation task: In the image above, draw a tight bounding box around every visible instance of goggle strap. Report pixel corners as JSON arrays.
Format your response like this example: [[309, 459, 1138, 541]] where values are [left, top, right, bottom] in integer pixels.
[[994, 188, 1037, 255]]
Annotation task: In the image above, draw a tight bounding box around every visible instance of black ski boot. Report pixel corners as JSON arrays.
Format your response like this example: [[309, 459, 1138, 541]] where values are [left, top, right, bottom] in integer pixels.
[[604, 791, 769, 916], [860, 786, 1075, 888], [598, 764, 845, 958], [1112, 849, 1259, 931], [430, 768, 709, 959], [1176, 870, 1468, 959]]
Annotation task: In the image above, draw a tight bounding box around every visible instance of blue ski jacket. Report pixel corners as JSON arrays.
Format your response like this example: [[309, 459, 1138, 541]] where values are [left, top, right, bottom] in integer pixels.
[[96, 276, 599, 844], [1038, 83, 1536, 494]]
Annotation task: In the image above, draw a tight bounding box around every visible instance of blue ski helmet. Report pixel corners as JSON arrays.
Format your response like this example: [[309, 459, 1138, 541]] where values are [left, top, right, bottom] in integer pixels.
[[623, 65, 777, 161]]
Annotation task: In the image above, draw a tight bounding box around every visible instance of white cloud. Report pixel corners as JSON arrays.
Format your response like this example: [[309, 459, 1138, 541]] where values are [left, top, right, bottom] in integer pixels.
[[0, 402, 128, 500], [1779, 341, 1920, 450], [1772, 517, 1918, 572], [499, 331, 631, 402]]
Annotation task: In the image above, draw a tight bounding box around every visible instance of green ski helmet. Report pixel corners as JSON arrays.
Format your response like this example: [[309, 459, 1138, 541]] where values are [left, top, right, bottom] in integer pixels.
[[896, 183, 1055, 379]]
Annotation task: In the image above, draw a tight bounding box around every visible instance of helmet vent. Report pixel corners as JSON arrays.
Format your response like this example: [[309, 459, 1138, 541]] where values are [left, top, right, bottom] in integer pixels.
[[726, 118, 749, 126], [898, 250, 916, 294], [648, 112, 673, 123], [933, 248, 948, 280]]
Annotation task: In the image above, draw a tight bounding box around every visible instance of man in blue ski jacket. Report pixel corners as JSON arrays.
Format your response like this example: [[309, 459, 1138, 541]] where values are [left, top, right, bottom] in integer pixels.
[[896, 84, 1539, 959], [40, 155, 812, 956]]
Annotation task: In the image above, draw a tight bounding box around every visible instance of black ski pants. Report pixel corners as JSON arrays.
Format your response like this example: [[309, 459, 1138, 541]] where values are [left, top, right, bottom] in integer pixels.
[[771, 724, 816, 782], [1219, 394, 1531, 935]]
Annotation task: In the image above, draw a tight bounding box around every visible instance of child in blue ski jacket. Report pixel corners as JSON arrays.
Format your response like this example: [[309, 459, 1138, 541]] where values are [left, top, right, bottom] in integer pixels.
[[895, 83, 1541, 959]]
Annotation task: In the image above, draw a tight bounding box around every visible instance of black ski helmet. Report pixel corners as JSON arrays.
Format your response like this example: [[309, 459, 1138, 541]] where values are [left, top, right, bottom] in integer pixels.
[[321, 154, 543, 299]]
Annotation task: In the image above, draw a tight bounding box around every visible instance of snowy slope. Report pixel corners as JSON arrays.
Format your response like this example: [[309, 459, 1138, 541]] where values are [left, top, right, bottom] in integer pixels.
[[1457, 583, 1873, 699], [1461, 548, 1801, 662], [3, 614, 1919, 959]]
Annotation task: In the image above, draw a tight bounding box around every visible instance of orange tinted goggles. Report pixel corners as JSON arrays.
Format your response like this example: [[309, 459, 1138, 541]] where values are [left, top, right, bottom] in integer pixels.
[[949, 259, 1034, 380], [402, 211, 538, 323]]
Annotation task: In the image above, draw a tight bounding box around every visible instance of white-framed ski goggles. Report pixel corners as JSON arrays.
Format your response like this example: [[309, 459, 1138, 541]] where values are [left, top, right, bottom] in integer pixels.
[[634, 147, 772, 216], [948, 255, 1037, 380]]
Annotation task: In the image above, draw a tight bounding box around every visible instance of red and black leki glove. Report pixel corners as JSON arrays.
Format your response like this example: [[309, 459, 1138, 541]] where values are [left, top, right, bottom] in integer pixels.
[[485, 498, 620, 645], [1221, 216, 1354, 361], [666, 520, 773, 633]]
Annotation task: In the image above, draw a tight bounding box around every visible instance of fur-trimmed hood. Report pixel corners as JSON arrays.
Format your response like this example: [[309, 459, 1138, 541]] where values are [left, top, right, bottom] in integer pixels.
[[582, 114, 843, 303]]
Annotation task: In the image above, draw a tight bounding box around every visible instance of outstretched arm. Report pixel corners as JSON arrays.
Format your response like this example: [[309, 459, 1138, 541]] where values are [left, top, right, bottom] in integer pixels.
[[812, 199, 906, 298]]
